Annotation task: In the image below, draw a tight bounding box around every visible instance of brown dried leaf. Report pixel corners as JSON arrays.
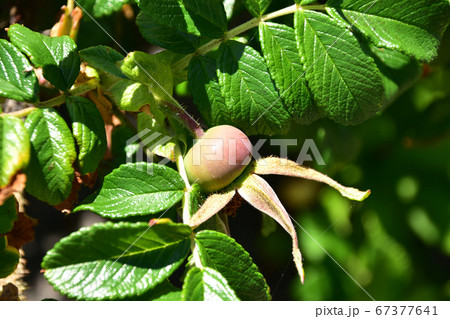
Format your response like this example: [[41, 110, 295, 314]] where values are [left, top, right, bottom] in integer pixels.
[[237, 173, 305, 283], [6, 212, 35, 250], [254, 157, 370, 201], [0, 283, 19, 301], [80, 170, 98, 189], [53, 169, 98, 214], [0, 173, 26, 206], [87, 90, 113, 125]]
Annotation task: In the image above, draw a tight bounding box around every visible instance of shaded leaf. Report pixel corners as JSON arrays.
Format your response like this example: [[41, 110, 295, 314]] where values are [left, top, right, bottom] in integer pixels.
[[75, 0, 128, 17], [0, 116, 30, 188], [74, 163, 185, 219], [42, 222, 192, 300], [24, 108, 76, 205], [241, 0, 271, 18], [254, 157, 370, 201], [0, 239, 19, 278], [0, 39, 39, 102], [136, 11, 201, 54], [237, 173, 304, 282], [217, 41, 291, 135], [259, 22, 318, 124], [195, 230, 271, 300], [139, 0, 227, 38], [181, 267, 239, 300], [327, 0, 450, 62], [0, 196, 17, 234], [79, 45, 126, 78], [8, 24, 80, 92], [370, 46, 422, 107], [66, 96, 107, 174], [188, 56, 231, 127], [294, 10, 383, 125]]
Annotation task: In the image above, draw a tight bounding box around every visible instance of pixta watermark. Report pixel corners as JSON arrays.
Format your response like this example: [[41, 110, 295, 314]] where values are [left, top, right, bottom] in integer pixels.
[[126, 129, 325, 172]]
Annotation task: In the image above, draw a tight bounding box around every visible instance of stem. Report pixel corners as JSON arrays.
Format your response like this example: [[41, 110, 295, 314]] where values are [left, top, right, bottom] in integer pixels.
[[67, 0, 75, 14], [172, 4, 326, 73], [175, 144, 192, 224], [161, 101, 204, 139], [1, 106, 36, 118], [2, 78, 100, 118], [37, 78, 99, 108]]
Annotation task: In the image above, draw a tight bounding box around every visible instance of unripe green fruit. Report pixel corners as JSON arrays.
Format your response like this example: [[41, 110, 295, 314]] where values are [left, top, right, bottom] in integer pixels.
[[184, 125, 252, 193]]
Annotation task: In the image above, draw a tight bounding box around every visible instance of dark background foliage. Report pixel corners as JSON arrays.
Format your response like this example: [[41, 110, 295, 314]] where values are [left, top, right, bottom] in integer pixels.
[[1, 0, 449, 300]]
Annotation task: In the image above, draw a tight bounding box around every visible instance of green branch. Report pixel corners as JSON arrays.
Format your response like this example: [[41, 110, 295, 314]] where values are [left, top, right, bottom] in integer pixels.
[[2, 78, 99, 118], [172, 4, 326, 73]]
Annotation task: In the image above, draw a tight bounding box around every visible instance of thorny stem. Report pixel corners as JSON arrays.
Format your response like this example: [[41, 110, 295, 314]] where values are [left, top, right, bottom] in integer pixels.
[[172, 4, 326, 73], [161, 101, 205, 139]]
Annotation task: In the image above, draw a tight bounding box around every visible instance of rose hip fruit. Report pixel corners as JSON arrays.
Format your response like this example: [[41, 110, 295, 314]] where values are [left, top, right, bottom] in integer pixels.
[[184, 125, 252, 193]]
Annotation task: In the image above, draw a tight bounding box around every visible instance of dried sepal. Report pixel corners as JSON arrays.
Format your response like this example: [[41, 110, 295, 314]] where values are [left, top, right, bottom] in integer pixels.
[[189, 189, 236, 228], [237, 173, 304, 283], [254, 157, 370, 201]]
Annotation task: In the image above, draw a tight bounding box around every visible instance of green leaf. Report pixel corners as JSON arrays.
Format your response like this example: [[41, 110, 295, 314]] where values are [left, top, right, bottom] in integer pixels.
[[74, 163, 185, 219], [0, 116, 30, 188], [139, 0, 227, 38], [294, 10, 383, 125], [217, 41, 291, 135], [136, 112, 177, 162], [0, 196, 18, 234], [66, 96, 107, 175], [120, 51, 173, 101], [75, 0, 128, 17], [42, 222, 192, 300], [188, 56, 231, 127], [259, 22, 319, 124], [137, 11, 201, 54], [24, 108, 76, 205], [0, 239, 20, 278], [327, 0, 450, 62], [106, 79, 156, 112], [370, 46, 422, 107], [195, 230, 271, 300], [182, 267, 239, 300], [223, 0, 236, 20], [299, 0, 316, 5], [241, 0, 271, 18], [0, 39, 39, 102], [79, 45, 126, 79], [121, 279, 182, 301], [8, 24, 80, 92]]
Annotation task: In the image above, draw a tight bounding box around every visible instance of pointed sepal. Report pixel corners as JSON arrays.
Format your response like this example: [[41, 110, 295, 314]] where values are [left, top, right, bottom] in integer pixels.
[[254, 157, 370, 201], [237, 173, 304, 283], [189, 189, 236, 228]]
